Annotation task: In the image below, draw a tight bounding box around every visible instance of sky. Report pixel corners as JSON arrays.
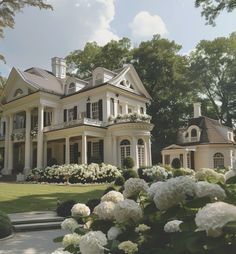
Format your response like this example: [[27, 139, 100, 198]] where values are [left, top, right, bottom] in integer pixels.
[[0, 0, 236, 77]]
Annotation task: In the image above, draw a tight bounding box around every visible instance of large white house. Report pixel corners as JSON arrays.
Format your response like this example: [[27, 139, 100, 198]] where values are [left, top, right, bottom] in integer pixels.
[[0, 57, 153, 175], [162, 103, 236, 170]]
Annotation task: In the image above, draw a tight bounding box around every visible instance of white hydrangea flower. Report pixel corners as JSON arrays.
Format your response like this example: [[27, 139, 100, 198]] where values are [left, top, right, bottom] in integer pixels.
[[123, 178, 148, 198], [114, 199, 143, 224], [153, 176, 196, 210], [164, 220, 183, 233], [225, 170, 236, 181], [196, 181, 226, 200], [135, 224, 151, 233], [62, 233, 80, 247], [79, 231, 107, 254], [143, 165, 169, 181], [71, 203, 90, 217], [147, 181, 164, 199], [195, 168, 225, 183], [107, 226, 122, 240], [94, 201, 116, 220], [195, 202, 236, 237], [118, 240, 138, 254], [51, 248, 71, 254], [101, 191, 124, 203], [61, 218, 79, 232]]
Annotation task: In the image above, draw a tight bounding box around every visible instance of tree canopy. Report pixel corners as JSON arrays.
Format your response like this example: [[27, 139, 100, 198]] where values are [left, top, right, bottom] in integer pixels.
[[189, 32, 236, 128], [195, 0, 236, 25]]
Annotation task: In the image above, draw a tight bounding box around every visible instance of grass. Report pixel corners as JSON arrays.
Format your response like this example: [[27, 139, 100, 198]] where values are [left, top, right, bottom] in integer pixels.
[[0, 183, 109, 214]]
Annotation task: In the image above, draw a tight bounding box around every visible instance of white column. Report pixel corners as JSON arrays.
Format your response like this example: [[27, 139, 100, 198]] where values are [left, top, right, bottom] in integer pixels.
[[53, 108, 58, 124], [131, 136, 138, 169], [8, 114, 13, 172], [148, 137, 152, 166], [43, 140, 47, 167], [114, 99, 118, 117], [81, 134, 87, 164], [103, 96, 110, 122], [3, 116, 9, 174], [112, 136, 117, 166], [104, 136, 112, 164], [24, 109, 31, 174], [124, 103, 128, 114], [144, 139, 148, 166], [65, 137, 70, 164], [183, 151, 188, 168], [37, 105, 44, 168]]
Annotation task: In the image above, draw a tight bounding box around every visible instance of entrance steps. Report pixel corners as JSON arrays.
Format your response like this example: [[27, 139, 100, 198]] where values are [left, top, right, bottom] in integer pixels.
[[9, 211, 64, 232]]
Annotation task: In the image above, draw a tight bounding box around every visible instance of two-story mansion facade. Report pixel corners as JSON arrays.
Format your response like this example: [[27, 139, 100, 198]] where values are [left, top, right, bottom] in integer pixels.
[[0, 57, 153, 175]]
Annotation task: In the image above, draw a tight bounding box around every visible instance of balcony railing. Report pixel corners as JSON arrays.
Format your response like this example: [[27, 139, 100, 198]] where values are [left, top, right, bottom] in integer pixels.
[[184, 137, 199, 143], [11, 128, 25, 141], [108, 113, 152, 125], [43, 118, 104, 132]]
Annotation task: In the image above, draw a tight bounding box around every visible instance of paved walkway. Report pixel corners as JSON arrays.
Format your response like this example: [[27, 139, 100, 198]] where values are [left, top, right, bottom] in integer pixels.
[[0, 229, 66, 254], [9, 211, 60, 222]]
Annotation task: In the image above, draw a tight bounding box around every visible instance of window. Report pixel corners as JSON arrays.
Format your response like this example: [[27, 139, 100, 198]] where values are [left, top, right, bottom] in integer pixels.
[[191, 129, 197, 137], [138, 139, 145, 167], [140, 107, 144, 114], [128, 107, 132, 114], [68, 108, 74, 122], [92, 142, 100, 159], [92, 102, 99, 119], [44, 111, 52, 127], [187, 153, 191, 168], [213, 153, 224, 169], [14, 89, 23, 97], [95, 73, 103, 85], [68, 83, 76, 94], [164, 155, 170, 165], [119, 105, 123, 115], [120, 139, 131, 165], [110, 98, 114, 116]]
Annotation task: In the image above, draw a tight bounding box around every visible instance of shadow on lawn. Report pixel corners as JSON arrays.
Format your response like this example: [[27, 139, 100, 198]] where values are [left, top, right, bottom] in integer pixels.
[[0, 189, 105, 214]]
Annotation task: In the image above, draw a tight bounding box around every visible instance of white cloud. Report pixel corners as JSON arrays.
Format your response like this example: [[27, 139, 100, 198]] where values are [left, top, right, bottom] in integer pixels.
[[129, 11, 168, 39], [0, 0, 119, 72]]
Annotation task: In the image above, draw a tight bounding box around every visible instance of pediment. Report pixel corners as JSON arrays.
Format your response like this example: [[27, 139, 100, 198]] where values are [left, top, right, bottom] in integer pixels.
[[109, 65, 151, 99], [3, 68, 37, 103]]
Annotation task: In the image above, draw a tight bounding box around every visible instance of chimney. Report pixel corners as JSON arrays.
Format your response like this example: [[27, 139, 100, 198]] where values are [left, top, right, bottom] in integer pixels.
[[51, 57, 66, 79], [193, 102, 201, 118]]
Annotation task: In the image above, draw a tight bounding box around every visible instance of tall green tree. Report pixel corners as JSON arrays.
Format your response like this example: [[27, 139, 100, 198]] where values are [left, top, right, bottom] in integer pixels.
[[133, 35, 196, 163], [189, 32, 236, 128], [0, 0, 53, 62], [66, 38, 132, 78], [195, 0, 236, 25]]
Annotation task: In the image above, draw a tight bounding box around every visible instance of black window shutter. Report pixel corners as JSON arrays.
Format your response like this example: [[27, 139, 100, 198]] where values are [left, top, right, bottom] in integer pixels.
[[3, 122, 6, 136], [64, 109, 67, 122], [87, 141, 92, 164], [86, 103, 91, 118], [73, 106, 77, 120], [99, 140, 104, 162], [98, 99, 103, 121], [63, 144, 65, 164], [43, 111, 46, 127]]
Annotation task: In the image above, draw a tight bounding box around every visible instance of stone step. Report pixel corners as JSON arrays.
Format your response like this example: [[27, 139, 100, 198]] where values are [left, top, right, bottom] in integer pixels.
[[12, 216, 64, 225], [14, 221, 62, 232]]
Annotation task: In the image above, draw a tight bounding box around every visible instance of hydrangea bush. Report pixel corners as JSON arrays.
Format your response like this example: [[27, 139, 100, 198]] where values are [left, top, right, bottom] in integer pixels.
[[26, 163, 121, 184], [53, 168, 236, 254]]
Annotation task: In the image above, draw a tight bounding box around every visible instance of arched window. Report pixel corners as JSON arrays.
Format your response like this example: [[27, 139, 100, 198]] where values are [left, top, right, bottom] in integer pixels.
[[120, 139, 131, 165], [213, 153, 224, 169], [95, 73, 103, 85], [137, 139, 145, 167], [191, 128, 197, 137], [14, 89, 23, 97], [68, 83, 76, 94]]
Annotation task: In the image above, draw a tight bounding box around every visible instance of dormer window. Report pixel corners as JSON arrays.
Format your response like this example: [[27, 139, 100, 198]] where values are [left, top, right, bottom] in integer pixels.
[[191, 129, 197, 137], [184, 125, 200, 143], [119, 79, 134, 89], [68, 83, 76, 94], [14, 88, 23, 97], [228, 132, 234, 141], [95, 73, 103, 86]]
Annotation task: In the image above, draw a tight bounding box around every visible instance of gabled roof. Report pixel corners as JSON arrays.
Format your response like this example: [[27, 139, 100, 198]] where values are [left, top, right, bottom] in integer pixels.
[[163, 144, 185, 150]]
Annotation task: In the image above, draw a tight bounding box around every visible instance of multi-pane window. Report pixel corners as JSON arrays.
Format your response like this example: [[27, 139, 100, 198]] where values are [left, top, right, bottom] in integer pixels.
[[120, 139, 131, 165], [213, 153, 224, 169], [138, 139, 145, 167], [110, 98, 114, 116], [140, 107, 144, 114], [119, 105, 123, 115], [164, 155, 170, 165], [92, 102, 99, 120], [44, 111, 52, 127], [68, 83, 76, 94], [187, 153, 191, 168], [68, 109, 74, 122], [128, 107, 132, 114], [92, 142, 100, 158]]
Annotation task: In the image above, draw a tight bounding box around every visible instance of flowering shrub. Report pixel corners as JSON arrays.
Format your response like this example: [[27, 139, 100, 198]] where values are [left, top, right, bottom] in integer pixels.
[[26, 163, 121, 184], [109, 113, 152, 124], [53, 170, 236, 254]]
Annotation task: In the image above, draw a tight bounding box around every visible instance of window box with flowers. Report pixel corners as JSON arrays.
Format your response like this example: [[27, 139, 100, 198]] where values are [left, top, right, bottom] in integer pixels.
[[108, 113, 151, 125]]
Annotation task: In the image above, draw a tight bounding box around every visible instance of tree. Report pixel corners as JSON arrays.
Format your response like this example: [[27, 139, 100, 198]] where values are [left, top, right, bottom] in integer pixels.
[[66, 38, 132, 78], [195, 0, 236, 25], [0, 0, 53, 62], [189, 32, 236, 128], [132, 35, 196, 163]]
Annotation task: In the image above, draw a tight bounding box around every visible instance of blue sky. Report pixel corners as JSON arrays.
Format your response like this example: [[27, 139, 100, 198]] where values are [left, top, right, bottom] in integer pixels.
[[0, 0, 236, 77]]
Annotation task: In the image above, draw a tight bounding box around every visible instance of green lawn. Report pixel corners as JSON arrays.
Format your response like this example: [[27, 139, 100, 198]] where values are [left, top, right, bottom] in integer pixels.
[[0, 183, 109, 214]]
